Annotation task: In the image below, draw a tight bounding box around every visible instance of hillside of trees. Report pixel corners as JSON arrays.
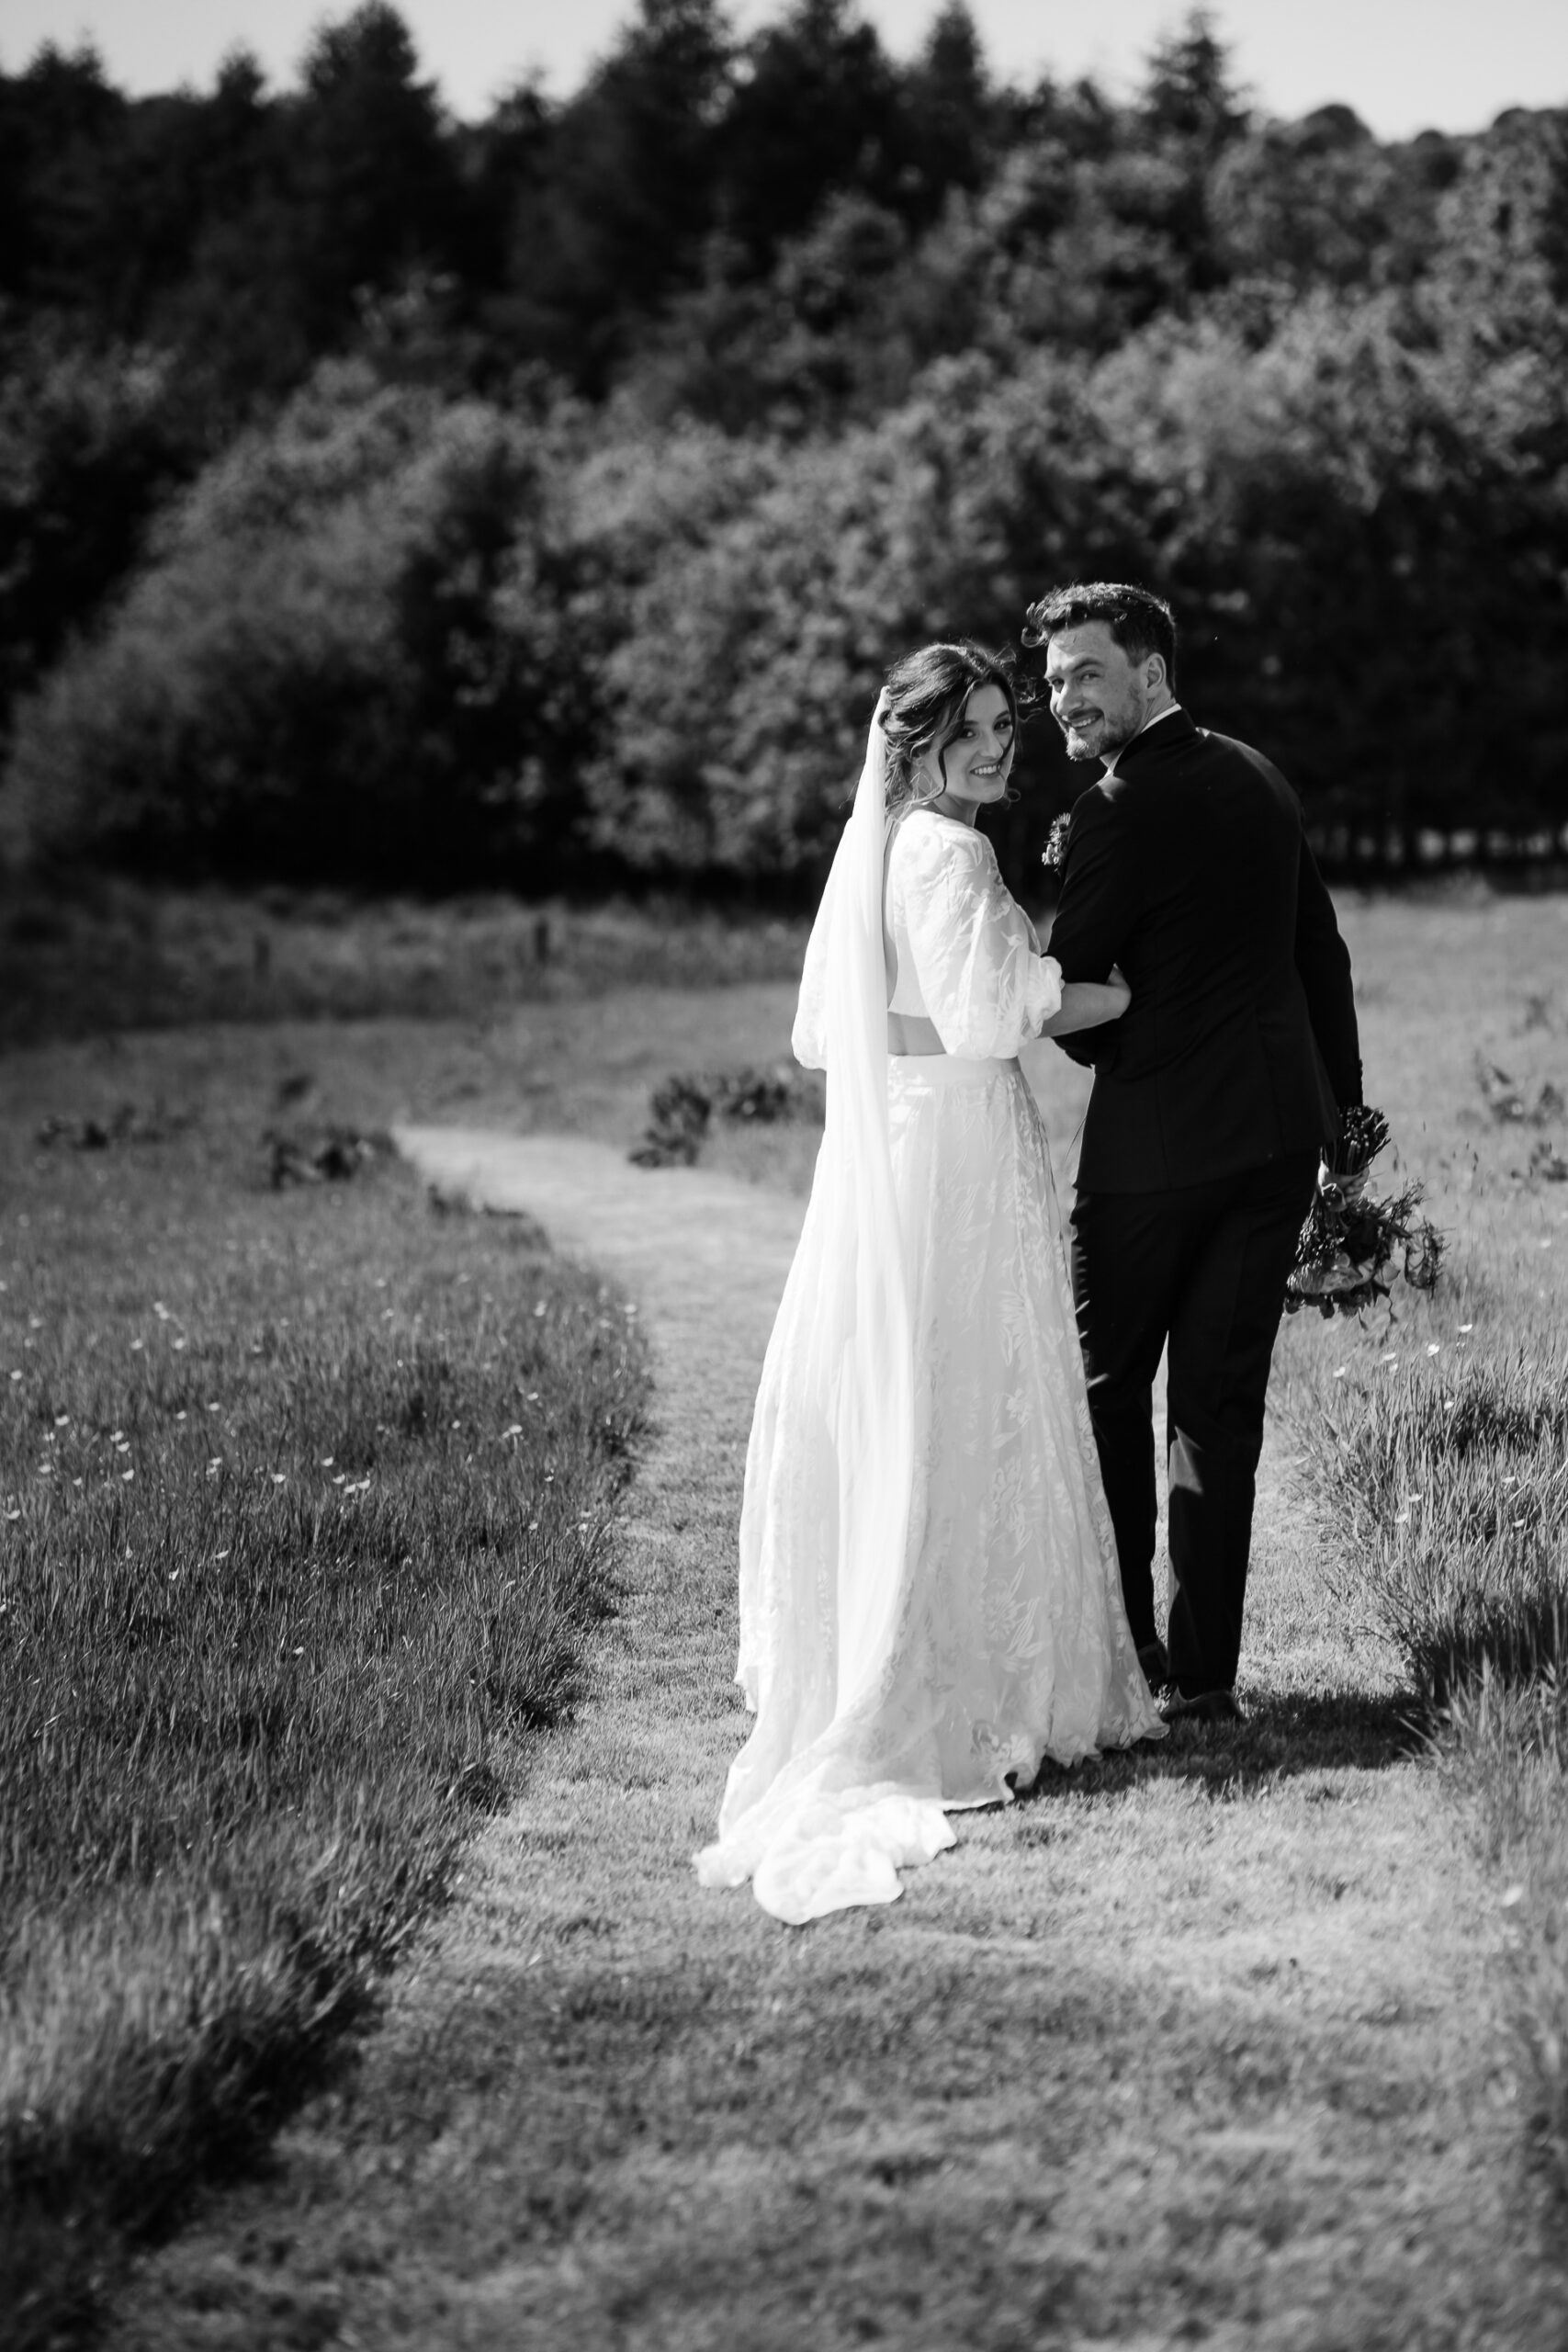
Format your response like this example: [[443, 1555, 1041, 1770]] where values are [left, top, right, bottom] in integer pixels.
[[1, 0, 1564, 897]]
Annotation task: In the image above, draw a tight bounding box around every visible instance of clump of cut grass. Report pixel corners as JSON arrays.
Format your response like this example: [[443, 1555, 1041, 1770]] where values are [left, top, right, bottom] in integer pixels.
[[1286, 1343, 1568, 1707], [0, 1134, 647, 2337]]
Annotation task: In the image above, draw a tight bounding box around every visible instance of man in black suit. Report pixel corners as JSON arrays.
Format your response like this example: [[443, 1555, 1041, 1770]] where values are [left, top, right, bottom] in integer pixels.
[[1023, 582, 1362, 1722]]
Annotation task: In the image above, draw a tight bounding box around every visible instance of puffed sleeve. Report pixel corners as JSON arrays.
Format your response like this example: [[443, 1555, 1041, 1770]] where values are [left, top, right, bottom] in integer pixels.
[[896, 820, 1061, 1057]]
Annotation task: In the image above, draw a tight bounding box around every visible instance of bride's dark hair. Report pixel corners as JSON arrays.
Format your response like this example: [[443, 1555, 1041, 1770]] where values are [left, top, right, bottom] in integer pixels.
[[878, 641, 1021, 816]]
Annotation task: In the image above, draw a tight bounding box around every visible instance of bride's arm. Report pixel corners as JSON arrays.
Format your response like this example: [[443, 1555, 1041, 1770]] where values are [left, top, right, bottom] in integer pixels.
[[1037, 967, 1130, 1038]]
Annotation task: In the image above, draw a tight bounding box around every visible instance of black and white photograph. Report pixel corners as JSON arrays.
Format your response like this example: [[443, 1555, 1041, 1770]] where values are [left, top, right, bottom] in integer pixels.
[[2, 0, 1567, 2342]]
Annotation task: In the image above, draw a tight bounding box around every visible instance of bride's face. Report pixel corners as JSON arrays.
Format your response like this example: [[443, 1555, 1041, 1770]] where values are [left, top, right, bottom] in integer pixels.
[[919, 684, 1016, 814]]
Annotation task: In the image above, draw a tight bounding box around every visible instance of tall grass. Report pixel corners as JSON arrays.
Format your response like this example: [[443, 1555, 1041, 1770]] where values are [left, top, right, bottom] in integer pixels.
[[1282, 1264, 1568, 2189], [1290, 1344, 1568, 1705], [1439, 1670, 1568, 2194], [0, 1135, 647, 2337], [0, 876, 813, 1049]]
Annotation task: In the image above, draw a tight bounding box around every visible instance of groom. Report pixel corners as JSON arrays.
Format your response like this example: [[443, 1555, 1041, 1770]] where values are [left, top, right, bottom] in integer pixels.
[[1023, 582, 1362, 1723]]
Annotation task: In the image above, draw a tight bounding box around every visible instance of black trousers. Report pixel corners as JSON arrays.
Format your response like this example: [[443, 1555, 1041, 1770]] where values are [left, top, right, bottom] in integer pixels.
[[1068, 1152, 1317, 1697]]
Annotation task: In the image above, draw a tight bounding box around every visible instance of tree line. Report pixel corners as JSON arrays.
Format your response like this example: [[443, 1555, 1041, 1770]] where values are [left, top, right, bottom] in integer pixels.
[[1, 2, 1564, 895]]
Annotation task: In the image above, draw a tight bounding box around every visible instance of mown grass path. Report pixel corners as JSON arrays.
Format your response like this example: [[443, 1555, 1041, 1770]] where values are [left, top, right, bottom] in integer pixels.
[[116, 1128, 1564, 2350]]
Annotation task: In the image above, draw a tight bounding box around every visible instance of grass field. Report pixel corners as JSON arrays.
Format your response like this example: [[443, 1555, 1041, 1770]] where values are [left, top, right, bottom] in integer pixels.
[[0, 876, 812, 1051], [3, 876, 1567, 2344], [0, 1054, 649, 2343]]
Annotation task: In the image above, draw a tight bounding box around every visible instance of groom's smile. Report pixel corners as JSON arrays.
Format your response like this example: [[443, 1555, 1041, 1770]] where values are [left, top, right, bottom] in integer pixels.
[[1043, 622, 1156, 763]]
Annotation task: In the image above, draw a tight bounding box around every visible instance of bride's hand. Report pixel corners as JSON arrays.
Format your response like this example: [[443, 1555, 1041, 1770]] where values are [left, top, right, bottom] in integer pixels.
[[1106, 965, 1131, 1013]]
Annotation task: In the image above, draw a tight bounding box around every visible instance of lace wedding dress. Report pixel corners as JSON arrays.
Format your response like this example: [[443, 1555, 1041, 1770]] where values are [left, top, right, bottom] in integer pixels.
[[695, 723, 1162, 1926]]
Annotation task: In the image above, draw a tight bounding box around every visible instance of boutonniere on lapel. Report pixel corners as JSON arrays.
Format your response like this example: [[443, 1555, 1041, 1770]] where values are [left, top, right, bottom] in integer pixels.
[[1041, 814, 1071, 876]]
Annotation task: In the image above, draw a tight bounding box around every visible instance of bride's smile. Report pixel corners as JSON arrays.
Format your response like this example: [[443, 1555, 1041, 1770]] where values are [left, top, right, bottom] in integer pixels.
[[918, 683, 1016, 820]]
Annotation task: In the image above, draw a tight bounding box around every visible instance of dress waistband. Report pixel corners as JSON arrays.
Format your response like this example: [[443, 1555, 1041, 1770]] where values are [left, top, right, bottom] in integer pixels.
[[886, 1053, 1019, 1085]]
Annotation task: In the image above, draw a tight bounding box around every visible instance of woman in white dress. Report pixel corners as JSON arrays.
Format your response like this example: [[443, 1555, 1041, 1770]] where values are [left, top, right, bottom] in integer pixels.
[[696, 643, 1163, 1925]]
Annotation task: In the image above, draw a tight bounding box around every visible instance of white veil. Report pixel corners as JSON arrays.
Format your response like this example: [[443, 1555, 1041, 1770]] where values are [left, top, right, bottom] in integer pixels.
[[694, 707, 956, 1923]]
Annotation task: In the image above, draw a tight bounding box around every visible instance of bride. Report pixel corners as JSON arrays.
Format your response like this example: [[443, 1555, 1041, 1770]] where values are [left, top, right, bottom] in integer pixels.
[[696, 642, 1163, 1925]]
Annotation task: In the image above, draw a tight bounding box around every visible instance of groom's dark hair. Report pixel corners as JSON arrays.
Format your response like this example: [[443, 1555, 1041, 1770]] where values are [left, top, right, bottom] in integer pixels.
[[1021, 582, 1178, 691]]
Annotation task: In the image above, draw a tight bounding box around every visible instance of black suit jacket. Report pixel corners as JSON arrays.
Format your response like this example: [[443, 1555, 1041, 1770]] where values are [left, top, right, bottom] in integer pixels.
[[1046, 709, 1361, 1193]]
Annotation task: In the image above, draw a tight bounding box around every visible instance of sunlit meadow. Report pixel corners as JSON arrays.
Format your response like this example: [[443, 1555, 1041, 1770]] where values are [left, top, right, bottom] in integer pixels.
[[2, 878, 1566, 2342], [0, 1092, 647, 2337]]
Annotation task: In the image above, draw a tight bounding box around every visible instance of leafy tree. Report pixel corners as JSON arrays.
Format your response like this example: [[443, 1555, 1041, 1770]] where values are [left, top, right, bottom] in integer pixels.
[[283, 5, 460, 352], [1122, 8, 1250, 295], [719, 0, 901, 268], [898, 4, 994, 221], [503, 0, 733, 387], [0, 324, 199, 745], [1209, 107, 1455, 292], [0, 42, 128, 311], [1139, 9, 1249, 155], [2, 367, 599, 883]]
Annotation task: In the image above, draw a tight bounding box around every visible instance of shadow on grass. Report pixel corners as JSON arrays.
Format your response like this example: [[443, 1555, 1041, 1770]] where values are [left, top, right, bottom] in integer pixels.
[[1024, 1686, 1425, 1812]]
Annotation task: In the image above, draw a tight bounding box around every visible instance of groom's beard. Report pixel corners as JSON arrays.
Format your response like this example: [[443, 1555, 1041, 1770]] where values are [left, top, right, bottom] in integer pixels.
[[1059, 708, 1140, 763]]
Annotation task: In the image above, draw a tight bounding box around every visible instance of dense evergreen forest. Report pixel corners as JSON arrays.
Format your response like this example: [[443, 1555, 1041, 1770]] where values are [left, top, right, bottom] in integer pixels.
[[1, 0, 1564, 896]]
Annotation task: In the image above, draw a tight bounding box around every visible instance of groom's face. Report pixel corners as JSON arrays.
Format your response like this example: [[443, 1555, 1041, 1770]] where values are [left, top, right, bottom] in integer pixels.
[[1043, 624, 1151, 763]]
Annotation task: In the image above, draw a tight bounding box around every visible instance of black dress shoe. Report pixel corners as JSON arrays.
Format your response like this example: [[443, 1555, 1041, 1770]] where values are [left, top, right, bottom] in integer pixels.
[[1136, 1640, 1170, 1691], [1160, 1688, 1240, 1725]]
